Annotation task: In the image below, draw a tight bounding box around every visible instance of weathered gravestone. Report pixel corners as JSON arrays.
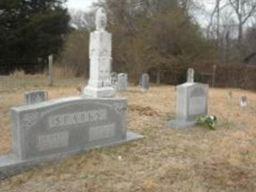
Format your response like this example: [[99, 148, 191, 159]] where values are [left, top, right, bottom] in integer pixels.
[[117, 73, 128, 91], [168, 68, 209, 128], [110, 72, 118, 87], [240, 96, 248, 108], [11, 98, 130, 160], [25, 91, 48, 105], [141, 73, 150, 92], [0, 8, 142, 176]]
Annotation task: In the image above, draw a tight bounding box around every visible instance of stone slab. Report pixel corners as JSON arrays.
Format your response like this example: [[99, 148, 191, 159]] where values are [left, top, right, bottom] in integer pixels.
[[168, 120, 197, 129], [0, 131, 143, 179]]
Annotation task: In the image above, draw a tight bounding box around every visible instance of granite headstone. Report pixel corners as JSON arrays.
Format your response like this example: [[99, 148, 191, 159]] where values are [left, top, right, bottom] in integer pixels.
[[25, 91, 48, 105], [168, 68, 209, 128], [117, 73, 128, 91]]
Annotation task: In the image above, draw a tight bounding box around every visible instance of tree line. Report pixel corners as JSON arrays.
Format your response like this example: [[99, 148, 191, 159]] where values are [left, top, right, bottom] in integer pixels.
[[0, 0, 70, 74], [1, 0, 256, 87]]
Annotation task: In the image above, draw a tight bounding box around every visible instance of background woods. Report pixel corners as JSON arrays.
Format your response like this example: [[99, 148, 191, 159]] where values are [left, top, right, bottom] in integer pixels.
[[0, 0, 70, 74], [1, 0, 256, 89]]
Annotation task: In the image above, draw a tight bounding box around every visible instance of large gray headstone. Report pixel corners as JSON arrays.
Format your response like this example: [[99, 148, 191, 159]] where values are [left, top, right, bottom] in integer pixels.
[[169, 83, 209, 128], [0, 97, 142, 176], [12, 97, 128, 160], [25, 91, 48, 105], [141, 73, 150, 92], [117, 73, 128, 91]]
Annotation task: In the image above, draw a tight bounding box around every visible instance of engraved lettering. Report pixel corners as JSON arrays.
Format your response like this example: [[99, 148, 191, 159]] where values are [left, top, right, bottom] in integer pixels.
[[37, 132, 69, 151], [48, 109, 108, 129]]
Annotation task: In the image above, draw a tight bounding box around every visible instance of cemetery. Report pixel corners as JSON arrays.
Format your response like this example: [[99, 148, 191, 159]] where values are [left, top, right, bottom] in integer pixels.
[[0, 1, 256, 192]]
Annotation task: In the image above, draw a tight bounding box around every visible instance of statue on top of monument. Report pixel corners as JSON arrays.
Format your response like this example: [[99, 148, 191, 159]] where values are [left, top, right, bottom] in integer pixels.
[[96, 8, 107, 31], [187, 68, 195, 83]]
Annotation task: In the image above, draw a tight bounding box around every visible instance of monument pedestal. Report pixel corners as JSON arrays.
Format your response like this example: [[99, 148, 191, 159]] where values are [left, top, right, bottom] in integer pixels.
[[83, 86, 115, 98], [168, 119, 197, 129]]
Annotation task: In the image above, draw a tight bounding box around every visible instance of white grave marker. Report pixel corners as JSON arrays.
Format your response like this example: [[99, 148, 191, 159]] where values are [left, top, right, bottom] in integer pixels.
[[168, 68, 209, 128]]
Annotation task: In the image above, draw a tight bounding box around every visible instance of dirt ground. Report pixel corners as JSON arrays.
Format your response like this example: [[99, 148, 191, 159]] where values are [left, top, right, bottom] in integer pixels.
[[0, 84, 256, 192]]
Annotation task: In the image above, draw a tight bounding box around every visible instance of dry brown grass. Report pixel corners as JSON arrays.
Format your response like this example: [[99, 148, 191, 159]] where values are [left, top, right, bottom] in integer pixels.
[[52, 65, 78, 79], [0, 83, 256, 192]]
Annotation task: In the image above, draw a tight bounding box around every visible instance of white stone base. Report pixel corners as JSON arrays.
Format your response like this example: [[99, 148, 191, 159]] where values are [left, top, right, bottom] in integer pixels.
[[83, 86, 116, 98], [0, 132, 143, 179], [168, 119, 197, 129]]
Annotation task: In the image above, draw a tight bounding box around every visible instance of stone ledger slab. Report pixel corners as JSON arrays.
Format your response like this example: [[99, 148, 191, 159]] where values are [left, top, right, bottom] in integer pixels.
[[0, 97, 142, 176]]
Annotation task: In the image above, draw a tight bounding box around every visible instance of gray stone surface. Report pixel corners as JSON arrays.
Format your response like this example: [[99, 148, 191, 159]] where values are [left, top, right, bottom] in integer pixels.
[[117, 73, 128, 91], [25, 90, 48, 105], [141, 73, 150, 91], [83, 8, 115, 98], [168, 82, 209, 128], [0, 131, 142, 177], [0, 96, 142, 176], [111, 72, 118, 87]]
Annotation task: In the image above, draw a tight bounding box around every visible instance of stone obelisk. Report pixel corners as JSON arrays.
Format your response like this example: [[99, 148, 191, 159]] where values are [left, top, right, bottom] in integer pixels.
[[84, 8, 115, 98]]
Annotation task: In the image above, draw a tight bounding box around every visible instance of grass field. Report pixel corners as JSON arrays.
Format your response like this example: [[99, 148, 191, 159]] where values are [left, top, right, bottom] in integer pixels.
[[0, 82, 256, 192]]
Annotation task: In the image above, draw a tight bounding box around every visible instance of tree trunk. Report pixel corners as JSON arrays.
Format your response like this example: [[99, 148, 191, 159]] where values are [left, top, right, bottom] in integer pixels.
[[238, 21, 243, 47]]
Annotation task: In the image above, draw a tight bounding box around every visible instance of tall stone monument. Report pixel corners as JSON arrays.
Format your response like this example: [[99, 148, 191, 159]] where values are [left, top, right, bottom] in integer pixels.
[[84, 8, 115, 98], [168, 68, 209, 128]]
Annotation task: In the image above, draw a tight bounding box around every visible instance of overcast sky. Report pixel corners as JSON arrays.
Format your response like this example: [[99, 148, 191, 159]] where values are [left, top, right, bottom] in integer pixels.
[[65, 0, 216, 27], [66, 0, 98, 10]]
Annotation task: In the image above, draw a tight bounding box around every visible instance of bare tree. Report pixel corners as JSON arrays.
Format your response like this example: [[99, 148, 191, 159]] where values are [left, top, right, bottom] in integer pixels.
[[70, 9, 95, 31], [228, 0, 256, 46]]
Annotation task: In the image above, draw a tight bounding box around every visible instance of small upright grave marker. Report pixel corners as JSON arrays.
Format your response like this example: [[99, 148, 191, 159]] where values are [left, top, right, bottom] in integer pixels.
[[168, 68, 209, 128], [117, 73, 128, 91], [25, 91, 48, 105], [141, 73, 150, 92], [240, 96, 248, 108]]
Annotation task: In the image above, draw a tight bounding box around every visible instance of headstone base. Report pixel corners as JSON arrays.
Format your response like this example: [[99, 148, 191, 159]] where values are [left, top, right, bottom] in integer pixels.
[[0, 132, 142, 178], [168, 119, 197, 129], [83, 86, 115, 98]]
